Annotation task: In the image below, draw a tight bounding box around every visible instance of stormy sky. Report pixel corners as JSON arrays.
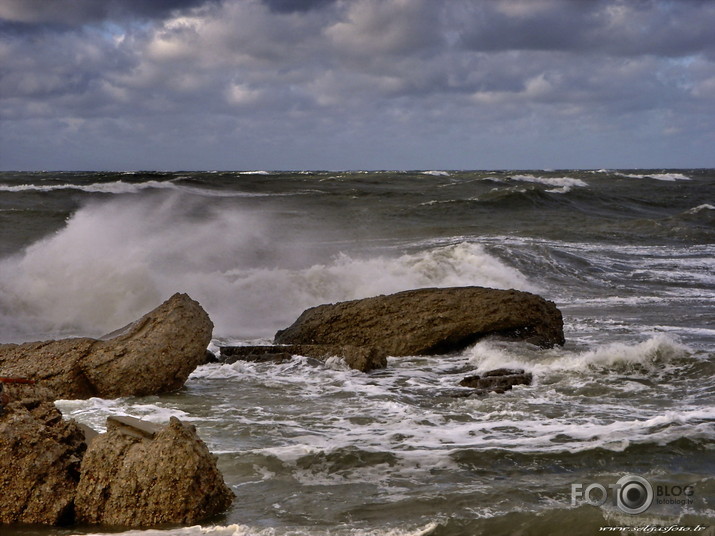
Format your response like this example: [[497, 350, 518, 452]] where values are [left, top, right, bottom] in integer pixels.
[[1, 0, 714, 170]]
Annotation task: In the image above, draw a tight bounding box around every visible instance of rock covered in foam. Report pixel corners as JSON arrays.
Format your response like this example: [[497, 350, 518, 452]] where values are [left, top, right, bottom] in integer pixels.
[[219, 343, 387, 372], [274, 286, 564, 364], [75, 416, 235, 527], [0, 293, 213, 400], [459, 368, 533, 394]]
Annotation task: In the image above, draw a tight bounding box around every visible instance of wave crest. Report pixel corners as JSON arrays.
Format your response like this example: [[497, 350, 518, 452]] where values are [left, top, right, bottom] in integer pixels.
[[467, 334, 692, 375]]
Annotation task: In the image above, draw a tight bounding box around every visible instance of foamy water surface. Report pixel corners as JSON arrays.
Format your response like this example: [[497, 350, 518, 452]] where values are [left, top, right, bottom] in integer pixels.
[[0, 170, 713, 535]]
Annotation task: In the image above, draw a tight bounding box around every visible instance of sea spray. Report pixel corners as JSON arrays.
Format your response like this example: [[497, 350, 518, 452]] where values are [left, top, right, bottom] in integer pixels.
[[0, 193, 535, 342]]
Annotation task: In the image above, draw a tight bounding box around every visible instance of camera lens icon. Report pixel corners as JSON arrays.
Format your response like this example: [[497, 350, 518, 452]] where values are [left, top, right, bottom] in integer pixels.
[[616, 475, 654, 514]]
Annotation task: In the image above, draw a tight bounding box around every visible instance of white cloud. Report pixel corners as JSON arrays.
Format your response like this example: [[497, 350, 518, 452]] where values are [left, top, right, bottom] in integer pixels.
[[325, 0, 443, 58], [226, 83, 262, 106]]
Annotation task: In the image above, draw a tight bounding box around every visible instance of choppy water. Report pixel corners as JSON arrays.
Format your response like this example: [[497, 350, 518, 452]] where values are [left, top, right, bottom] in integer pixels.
[[0, 170, 713, 535]]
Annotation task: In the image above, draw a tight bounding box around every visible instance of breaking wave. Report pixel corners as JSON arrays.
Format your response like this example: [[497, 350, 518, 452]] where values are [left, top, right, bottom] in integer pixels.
[[0, 179, 276, 198], [618, 172, 692, 181], [0, 193, 534, 342], [509, 174, 588, 193], [466, 334, 693, 376], [0, 180, 180, 194]]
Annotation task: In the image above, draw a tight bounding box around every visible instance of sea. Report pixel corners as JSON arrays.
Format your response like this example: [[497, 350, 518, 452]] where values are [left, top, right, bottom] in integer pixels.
[[0, 169, 713, 536]]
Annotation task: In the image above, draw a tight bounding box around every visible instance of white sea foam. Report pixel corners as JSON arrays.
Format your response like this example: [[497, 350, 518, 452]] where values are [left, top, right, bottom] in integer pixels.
[[509, 174, 588, 193], [619, 172, 691, 181], [54, 398, 195, 432], [686, 203, 715, 214], [420, 170, 450, 176], [466, 334, 692, 375], [72, 522, 442, 536], [0, 193, 534, 341]]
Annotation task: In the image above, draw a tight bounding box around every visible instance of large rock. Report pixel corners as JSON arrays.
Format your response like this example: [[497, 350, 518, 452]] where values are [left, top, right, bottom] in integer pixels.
[[75, 416, 235, 527], [275, 287, 564, 360], [0, 389, 86, 525], [0, 293, 213, 400]]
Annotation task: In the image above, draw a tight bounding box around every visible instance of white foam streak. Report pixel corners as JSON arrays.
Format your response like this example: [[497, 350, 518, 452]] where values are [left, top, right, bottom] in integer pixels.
[[619, 172, 691, 181], [71, 522, 442, 536], [0, 180, 179, 194], [0, 180, 278, 198], [686, 203, 715, 214], [510, 174, 588, 192]]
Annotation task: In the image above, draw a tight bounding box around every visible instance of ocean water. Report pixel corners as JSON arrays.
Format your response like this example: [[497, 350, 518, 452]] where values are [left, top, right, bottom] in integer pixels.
[[0, 169, 713, 536]]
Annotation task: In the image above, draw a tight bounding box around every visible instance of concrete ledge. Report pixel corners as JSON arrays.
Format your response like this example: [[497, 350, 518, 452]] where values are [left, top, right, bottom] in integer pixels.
[[107, 416, 162, 440]]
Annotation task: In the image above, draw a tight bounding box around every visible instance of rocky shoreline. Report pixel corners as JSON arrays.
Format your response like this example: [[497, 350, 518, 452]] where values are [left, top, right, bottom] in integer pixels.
[[0, 286, 563, 528], [0, 386, 234, 526]]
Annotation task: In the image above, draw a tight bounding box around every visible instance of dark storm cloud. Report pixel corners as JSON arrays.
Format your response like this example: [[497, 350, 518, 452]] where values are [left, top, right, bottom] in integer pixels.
[[454, 0, 715, 58], [262, 0, 337, 14], [0, 0, 219, 27], [1, 0, 714, 170]]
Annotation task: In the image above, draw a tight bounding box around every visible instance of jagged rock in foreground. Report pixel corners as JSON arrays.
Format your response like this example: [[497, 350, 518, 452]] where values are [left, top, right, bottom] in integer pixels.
[[75, 415, 235, 527], [274, 287, 564, 365], [0, 293, 213, 400], [0, 387, 86, 525], [0, 384, 234, 528]]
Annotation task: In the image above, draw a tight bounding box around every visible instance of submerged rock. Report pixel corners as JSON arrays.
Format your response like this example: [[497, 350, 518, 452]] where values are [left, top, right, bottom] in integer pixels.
[[274, 287, 564, 365], [0, 293, 213, 400], [219, 344, 386, 372], [459, 368, 533, 394], [75, 416, 235, 527]]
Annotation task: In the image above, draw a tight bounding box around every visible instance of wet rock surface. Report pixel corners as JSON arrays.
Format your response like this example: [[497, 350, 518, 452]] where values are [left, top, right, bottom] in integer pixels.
[[219, 344, 387, 372], [0, 293, 213, 400], [274, 286, 564, 365], [459, 368, 534, 394], [0, 388, 86, 525], [0, 384, 234, 528], [75, 416, 235, 527]]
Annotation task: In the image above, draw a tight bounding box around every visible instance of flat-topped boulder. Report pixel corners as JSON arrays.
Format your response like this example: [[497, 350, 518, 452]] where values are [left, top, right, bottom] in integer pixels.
[[274, 287, 564, 362], [0, 293, 213, 400]]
